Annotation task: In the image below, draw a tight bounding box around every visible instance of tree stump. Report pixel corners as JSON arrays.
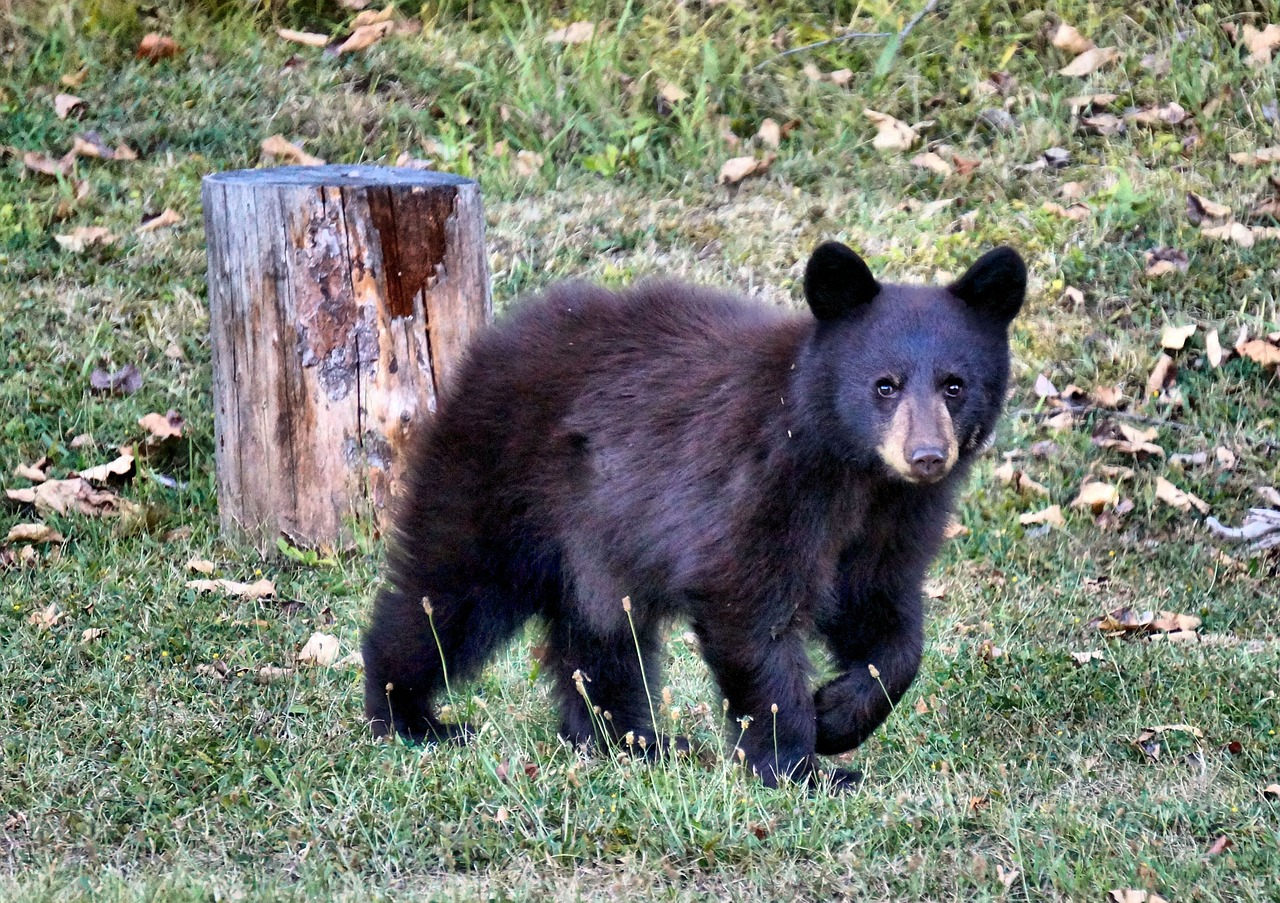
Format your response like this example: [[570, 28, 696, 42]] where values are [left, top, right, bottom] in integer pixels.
[[201, 165, 490, 550]]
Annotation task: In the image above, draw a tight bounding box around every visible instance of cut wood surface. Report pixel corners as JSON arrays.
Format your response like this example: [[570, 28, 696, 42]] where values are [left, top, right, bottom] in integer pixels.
[[202, 165, 490, 550]]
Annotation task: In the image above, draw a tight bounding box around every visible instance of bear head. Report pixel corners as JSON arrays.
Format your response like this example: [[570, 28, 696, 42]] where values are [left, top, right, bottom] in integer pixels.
[[801, 241, 1026, 485]]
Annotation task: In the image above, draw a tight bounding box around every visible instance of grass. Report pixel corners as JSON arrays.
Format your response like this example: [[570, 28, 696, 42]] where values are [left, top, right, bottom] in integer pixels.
[[2, 0, 1279, 899]]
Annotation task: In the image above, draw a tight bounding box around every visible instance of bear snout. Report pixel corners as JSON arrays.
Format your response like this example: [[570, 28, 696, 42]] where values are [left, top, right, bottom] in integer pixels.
[[908, 446, 949, 481]]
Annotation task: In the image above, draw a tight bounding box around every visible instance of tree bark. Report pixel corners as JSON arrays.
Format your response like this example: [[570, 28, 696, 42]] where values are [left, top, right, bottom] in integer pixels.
[[201, 165, 490, 551]]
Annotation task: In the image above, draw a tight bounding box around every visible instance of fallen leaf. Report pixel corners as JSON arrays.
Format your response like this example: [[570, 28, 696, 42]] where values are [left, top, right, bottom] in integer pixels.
[[1092, 385, 1126, 408], [28, 602, 64, 630], [1146, 354, 1175, 396], [545, 21, 596, 44], [138, 410, 185, 443], [943, 519, 969, 539], [78, 452, 135, 485], [1207, 835, 1233, 856], [1034, 373, 1059, 398], [1041, 201, 1090, 221], [513, 150, 543, 178], [1239, 338, 1280, 369], [756, 118, 782, 149], [55, 93, 83, 119], [15, 462, 47, 483], [1093, 420, 1163, 458], [54, 226, 116, 253], [1126, 102, 1189, 127], [1052, 23, 1095, 55], [863, 109, 918, 152], [1059, 47, 1119, 77], [256, 665, 293, 684], [23, 150, 76, 178], [137, 32, 180, 63], [1186, 192, 1231, 223], [89, 364, 141, 395], [1230, 146, 1280, 165], [1019, 504, 1065, 527], [298, 631, 341, 666], [1044, 410, 1075, 431], [1082, 113, 1125, 136], [261, 135, 325, 167], [1069, 650, 1104, 665], [1205, 328, 1223, 367], [72, 131, 130, 160], [828, 68, 853, 88], [1109, 891, 1168, 903], [1264, 784, 1280, 799], [6, 477, 136, 518], [136, 208, 183, 234], [186, 557, 215, 575], [1067, 93, 1117, 112], [1240, 23, 1280, 66], [1215, 446, 1237, 469], [1155, 476, 1210, 514], [350, 5, 394, 27], [1161, 323, 1196, 351], [910, 151, 953, 176], [80, 627, 107, 643], [336, 20, 393, 54], [6, 523, 65, 544], [185, 578, 276, 599], [718, 155, 771, 185], [1144, 247, 1189, 278], [1072, 481, 1119, 513], [277, 28, 329, 47]]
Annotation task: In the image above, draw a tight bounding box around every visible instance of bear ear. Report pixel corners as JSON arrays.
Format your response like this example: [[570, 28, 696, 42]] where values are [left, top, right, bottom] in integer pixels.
[[948, 246, 1027, 324], [803, 241, 881, 321]]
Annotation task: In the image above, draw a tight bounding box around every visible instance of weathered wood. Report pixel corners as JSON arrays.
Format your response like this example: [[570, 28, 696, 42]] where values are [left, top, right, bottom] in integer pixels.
[[201, 165, 490, 550]]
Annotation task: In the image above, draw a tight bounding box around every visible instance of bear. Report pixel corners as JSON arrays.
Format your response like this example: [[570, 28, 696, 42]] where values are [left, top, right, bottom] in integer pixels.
[[362, 241, 1026, 789]]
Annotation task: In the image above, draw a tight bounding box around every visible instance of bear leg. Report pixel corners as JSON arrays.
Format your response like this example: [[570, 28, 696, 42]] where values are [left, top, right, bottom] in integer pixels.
[[543, 615, 673, 755], [813, 626, 922, 756], [698, 625, 819, 788]]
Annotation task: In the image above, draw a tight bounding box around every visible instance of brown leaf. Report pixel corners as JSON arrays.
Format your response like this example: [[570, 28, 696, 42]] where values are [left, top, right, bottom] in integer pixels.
[[1187, 192, 1231, 223], [943, 519, 969, 539], [55, 93, 83, 119], [6, 523, 65, 544], [261, 135, 325, 167], [136, 208, 183, 234], [718, 155, 772, 185], [1093, 420, 1164, 458], [89, 364, 142, 395], [15, 462, 47, 483], [950, 153, 981, 176], [756, 118, 782, 149], [1146, 353, 1175, 396], [1109, 891, 1168, 903], [1059, 47, 1119, 77], [513, 150, 543, 178], [1019, 504, 1064, 527], [1092, 385, 1126, 408], [350, 5, 394, 27], [336, 20, 393, 54], [1052, 23, 1096, 55], [1071, 481, 1119, 513], [1067, 93, 1117, 112], [1205, 329, 1223, 367], [23, 150, 76, 178], [1240, 23, 1280, 66], [863, 109, 918, 152], [1229, 146, 1280, 165], [186, 577, 276, 599], [910, 151, 953, 176], [827, 68, 853, 88], [186, 557, 215, 575], [1264, 783, 1280, 799], [298, 631, 341, 666], [277, 28, 329, 47], [55, 226, 116, 253], [28, 602, 64, 630], [78, 452, 135, 485], [1161, 323, 1196, 351], [1144, 247, 1189, 278], [1126, 102, 1189, 127], [136, 32, 180, 63], [1239, 338, 1280, 369], [6, 477, 136, 518], [1082, 113, 1125, 136], [80, 627, 107, 644], [545, 21, 596, 44], [1207, 835, 1233, 856], [1069, 650, 1104, 665], [1155, 475, 1209, 514]]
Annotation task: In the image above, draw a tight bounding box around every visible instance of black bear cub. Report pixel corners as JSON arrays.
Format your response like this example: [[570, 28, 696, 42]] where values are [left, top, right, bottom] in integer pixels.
[[363, 241, 1026, 789]]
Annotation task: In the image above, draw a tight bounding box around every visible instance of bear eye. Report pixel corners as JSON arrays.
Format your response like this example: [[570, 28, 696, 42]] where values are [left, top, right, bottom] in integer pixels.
[[943, 379, 964, 398], [875, 379, 897, 398]]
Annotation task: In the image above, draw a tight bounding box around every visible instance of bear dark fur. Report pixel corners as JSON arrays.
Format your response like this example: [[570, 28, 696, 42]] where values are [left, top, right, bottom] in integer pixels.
[[362, 241, 1026, 788]]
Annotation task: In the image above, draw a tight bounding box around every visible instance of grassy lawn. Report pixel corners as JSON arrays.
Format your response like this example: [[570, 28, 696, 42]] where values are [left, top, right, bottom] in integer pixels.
[[2, 0, 1278, 899]]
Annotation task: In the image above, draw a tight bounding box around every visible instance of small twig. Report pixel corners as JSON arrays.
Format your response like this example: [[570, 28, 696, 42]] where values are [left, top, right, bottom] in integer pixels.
[[753, 0, 942, 71]]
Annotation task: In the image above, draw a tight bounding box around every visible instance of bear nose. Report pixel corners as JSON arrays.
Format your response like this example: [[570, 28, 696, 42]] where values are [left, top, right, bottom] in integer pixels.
[[909, 448, 947, 480]]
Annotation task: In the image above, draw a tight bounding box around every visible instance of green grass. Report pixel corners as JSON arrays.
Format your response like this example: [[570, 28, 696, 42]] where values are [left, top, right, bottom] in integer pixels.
[[2, 0, 1279, 899]]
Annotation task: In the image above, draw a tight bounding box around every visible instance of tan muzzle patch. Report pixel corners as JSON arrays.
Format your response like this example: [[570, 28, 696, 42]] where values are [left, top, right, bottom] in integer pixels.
[[876, 394, 959, 484]]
